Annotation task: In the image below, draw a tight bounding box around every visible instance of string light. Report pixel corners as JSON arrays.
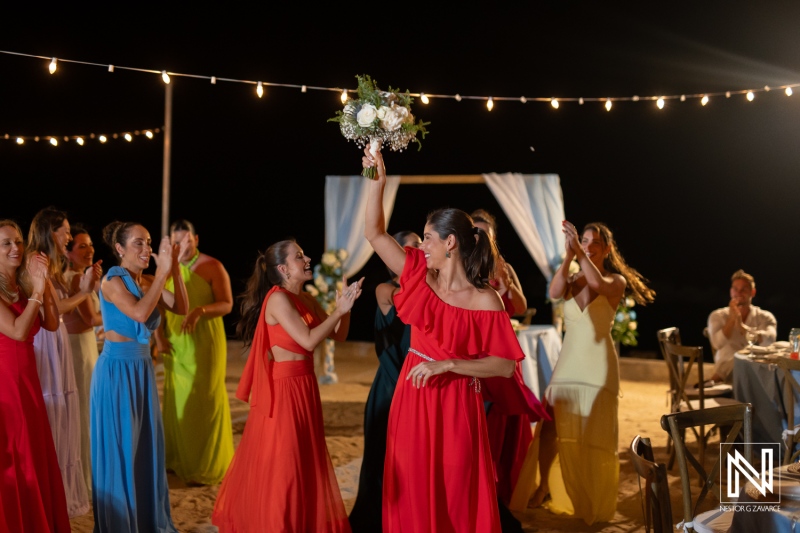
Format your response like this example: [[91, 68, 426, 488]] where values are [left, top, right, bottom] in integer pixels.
[[701, 95, 709, 106], [486, 97, 494, 111], [257, 81, 264, 98], [656, 97, 665, 109], [550, 98, 559, 109], [5, 128, 160, 147], [340, 89, 348, 103], [2, 50, 799, 113]]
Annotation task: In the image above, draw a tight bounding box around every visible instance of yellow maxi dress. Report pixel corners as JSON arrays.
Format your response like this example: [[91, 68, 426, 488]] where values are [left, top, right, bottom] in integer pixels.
[[163, 253, 234, 484], [544, 294, 619, 525]]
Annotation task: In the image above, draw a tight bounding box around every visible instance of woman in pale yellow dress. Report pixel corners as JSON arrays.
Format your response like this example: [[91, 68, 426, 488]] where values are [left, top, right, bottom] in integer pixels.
[[525, 221, 655, 525]]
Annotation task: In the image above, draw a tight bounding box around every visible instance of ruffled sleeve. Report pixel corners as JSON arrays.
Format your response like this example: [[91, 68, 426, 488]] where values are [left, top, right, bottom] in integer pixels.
[[394, 247, 524, 362]]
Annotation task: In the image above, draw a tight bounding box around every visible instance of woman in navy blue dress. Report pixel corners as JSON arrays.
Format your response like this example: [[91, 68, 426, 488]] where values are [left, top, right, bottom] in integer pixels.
[[90, 221, 188, 532]]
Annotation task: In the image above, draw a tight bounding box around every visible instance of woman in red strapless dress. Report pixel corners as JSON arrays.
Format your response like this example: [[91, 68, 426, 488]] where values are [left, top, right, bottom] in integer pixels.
[[212, 240, 363, 533], [0, 219, 70, 533], [362, 149, 549, 532]]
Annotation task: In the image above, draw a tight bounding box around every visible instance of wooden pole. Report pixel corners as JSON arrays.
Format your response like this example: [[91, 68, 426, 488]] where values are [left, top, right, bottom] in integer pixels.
[[161, 81, 173, 237]]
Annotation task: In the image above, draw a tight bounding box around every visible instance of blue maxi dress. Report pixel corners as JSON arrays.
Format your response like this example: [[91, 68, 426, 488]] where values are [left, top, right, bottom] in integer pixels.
[[89, 266, 177, 533]]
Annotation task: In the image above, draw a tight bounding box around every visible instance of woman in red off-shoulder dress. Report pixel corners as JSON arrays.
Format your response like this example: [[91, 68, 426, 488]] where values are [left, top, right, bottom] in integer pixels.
[[362, 149, 549, 532]]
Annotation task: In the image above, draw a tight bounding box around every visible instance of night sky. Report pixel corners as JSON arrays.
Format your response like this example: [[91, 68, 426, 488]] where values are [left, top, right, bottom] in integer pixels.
[[2, 3, 799, 356]]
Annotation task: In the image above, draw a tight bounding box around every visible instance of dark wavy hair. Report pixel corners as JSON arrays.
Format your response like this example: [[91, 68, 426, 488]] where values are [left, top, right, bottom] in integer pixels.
[[583, 222, 655, 305], [102, 221, 143, 264], [426, 208, 497, 289], [386, 230, 417, 279], [169, 219, 196, 236], [27, 207, 69, 289], [236, 239, 297, 346]]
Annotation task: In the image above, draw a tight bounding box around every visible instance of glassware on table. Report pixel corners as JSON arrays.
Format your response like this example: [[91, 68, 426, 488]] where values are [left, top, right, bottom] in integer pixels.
[[791, 327, 800, 359], [745, 327, 758, 354]]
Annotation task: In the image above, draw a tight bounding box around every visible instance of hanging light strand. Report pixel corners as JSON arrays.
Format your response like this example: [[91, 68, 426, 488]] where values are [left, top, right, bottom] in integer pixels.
[[1, 49, 798, 109], [3, 128, 162, 146]]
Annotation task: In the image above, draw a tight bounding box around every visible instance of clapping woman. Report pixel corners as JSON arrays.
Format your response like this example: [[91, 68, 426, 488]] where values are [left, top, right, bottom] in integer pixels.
[[362, 148, 548, 532], [91, 221, 188, 532], [27, 207, 100, 518], [212, 240, 362, 532], [63, 224, 103, 498], [0, 219, 70, 532]]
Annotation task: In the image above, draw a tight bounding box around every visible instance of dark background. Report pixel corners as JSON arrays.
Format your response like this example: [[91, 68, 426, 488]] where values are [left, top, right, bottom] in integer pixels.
[[2, 3, 798, 358]]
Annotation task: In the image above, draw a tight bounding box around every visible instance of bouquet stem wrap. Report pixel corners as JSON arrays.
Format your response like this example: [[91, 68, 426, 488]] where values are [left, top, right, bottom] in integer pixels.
[[363, 138, 382, 179]]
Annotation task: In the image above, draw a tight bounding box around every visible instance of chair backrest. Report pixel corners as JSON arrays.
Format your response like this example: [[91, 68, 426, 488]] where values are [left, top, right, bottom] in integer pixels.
[[773, 357, 800, 463], [661, 403, 753, 531], [520, 307, 537, 326], [658, 329, 706, 413], [629, 435, 673, 533]]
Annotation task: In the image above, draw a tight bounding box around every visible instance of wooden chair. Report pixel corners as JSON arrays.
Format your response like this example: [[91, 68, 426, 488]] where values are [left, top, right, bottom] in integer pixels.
[[661, 404, 753, 533], [773, 356, 800, 464], [657, 328, 741, 469], [629, 435, 673, 533]]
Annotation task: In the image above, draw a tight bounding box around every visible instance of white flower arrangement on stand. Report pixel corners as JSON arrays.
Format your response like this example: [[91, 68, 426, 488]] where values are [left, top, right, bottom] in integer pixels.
[[305, 248, 349, 384]]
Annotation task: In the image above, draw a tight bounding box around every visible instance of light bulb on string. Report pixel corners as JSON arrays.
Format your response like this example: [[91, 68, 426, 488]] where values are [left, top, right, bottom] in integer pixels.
[[605, 99, 612, 112], [76, 137, 84, 146], [108, 65, 114, 73], [124, 133, 133, 142], [656, 97, 665, 109], [161, 71, 170, 84], [99, 135, 107, 143], [786, 87, 793, 96], [578, 97, 584, 105], [550, 98, 559, 109], [746, 91, 755, 101], [145, 130, 154, 139], [48, 58, 57, 74], [210, 76, 216, 84], [487, 97, 494, 111], [257, 81, 264, 98], [340, 89, 348, 103], [701, 95, 709, 106], [16, 138, 24, 145], [301, 85, 307, 93], [455, 94, 462, 102], [49, 138, 58, 146], [520, 96, 527, 103], [420, 93, 429, 104]]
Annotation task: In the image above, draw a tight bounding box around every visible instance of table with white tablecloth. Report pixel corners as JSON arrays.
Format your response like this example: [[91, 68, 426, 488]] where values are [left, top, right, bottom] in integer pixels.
[[516, 325, 562, 401]]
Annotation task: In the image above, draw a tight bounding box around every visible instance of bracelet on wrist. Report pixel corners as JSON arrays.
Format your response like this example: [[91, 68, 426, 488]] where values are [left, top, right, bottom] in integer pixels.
[[28, 297, 43, 306]]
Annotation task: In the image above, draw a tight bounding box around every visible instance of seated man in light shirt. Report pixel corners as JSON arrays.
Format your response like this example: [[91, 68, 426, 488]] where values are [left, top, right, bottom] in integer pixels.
[[707, 269, 777, 383]]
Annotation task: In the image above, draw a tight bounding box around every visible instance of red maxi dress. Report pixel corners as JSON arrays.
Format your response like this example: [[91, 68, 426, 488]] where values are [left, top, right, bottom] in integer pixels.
[[212, 286, 351, 533], [384, 248, 547, 532], [0, 296, 70, 533]]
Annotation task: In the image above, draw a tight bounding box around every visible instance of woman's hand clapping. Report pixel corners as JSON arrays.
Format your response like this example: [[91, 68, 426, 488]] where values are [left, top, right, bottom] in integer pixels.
[[28, 252, 49, 295], [562, 220, 582, 259], [334, 276, 365, 315], [152, 236, 178, 276], [79, 260, 103, 294]]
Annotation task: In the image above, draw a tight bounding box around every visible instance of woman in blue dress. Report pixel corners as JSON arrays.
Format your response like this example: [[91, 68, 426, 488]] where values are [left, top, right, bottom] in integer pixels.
[[90, 221, 188, 532], [349, 230, 421, 533]]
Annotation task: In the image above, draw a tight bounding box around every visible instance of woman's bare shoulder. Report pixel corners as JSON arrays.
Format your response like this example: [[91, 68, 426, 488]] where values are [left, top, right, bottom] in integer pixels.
[[475, 285, 505, 311]]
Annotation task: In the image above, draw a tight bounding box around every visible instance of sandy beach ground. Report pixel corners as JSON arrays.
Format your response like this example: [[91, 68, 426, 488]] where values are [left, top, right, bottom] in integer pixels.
[[69, 340, 712, 532]]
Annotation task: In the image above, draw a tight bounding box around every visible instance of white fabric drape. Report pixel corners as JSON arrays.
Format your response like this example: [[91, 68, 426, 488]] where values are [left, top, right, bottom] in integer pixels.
[[324, 175, 401, 278], [483, 173, 565, 280]]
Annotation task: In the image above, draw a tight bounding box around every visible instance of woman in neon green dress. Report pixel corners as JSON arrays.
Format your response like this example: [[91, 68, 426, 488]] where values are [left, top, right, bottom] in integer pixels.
[[157, 219, 234, 485]]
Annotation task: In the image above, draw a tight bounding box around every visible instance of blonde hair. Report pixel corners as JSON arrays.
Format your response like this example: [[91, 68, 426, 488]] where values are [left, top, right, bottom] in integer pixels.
[[0, 220, 33, 301], [731, 269, 755, 290]]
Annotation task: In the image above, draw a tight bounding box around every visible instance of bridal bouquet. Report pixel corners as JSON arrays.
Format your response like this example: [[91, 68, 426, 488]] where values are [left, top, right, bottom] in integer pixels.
[[329, 74, 429, 179]]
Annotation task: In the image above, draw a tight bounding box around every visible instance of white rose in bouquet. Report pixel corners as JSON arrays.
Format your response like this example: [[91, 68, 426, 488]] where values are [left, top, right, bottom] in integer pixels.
[[357, 104, 378, 127], [380, 105, 409, 131], [376, 105, 390, 120]]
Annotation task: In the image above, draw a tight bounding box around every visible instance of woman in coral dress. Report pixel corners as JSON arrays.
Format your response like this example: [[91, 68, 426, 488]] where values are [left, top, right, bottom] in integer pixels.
[[362, 148, 548, 532], [0, 219, 70, 533], [212, 240, 363, 533], [534, 220, 655, 525]]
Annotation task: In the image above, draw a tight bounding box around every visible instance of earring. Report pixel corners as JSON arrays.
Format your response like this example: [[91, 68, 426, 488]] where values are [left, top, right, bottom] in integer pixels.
[[286, 271, 291, 280], [445, 251, 451, 258]]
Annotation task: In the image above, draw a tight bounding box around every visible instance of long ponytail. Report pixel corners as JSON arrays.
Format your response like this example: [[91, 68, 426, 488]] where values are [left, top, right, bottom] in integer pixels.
[[426, 208, 497, 289]]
